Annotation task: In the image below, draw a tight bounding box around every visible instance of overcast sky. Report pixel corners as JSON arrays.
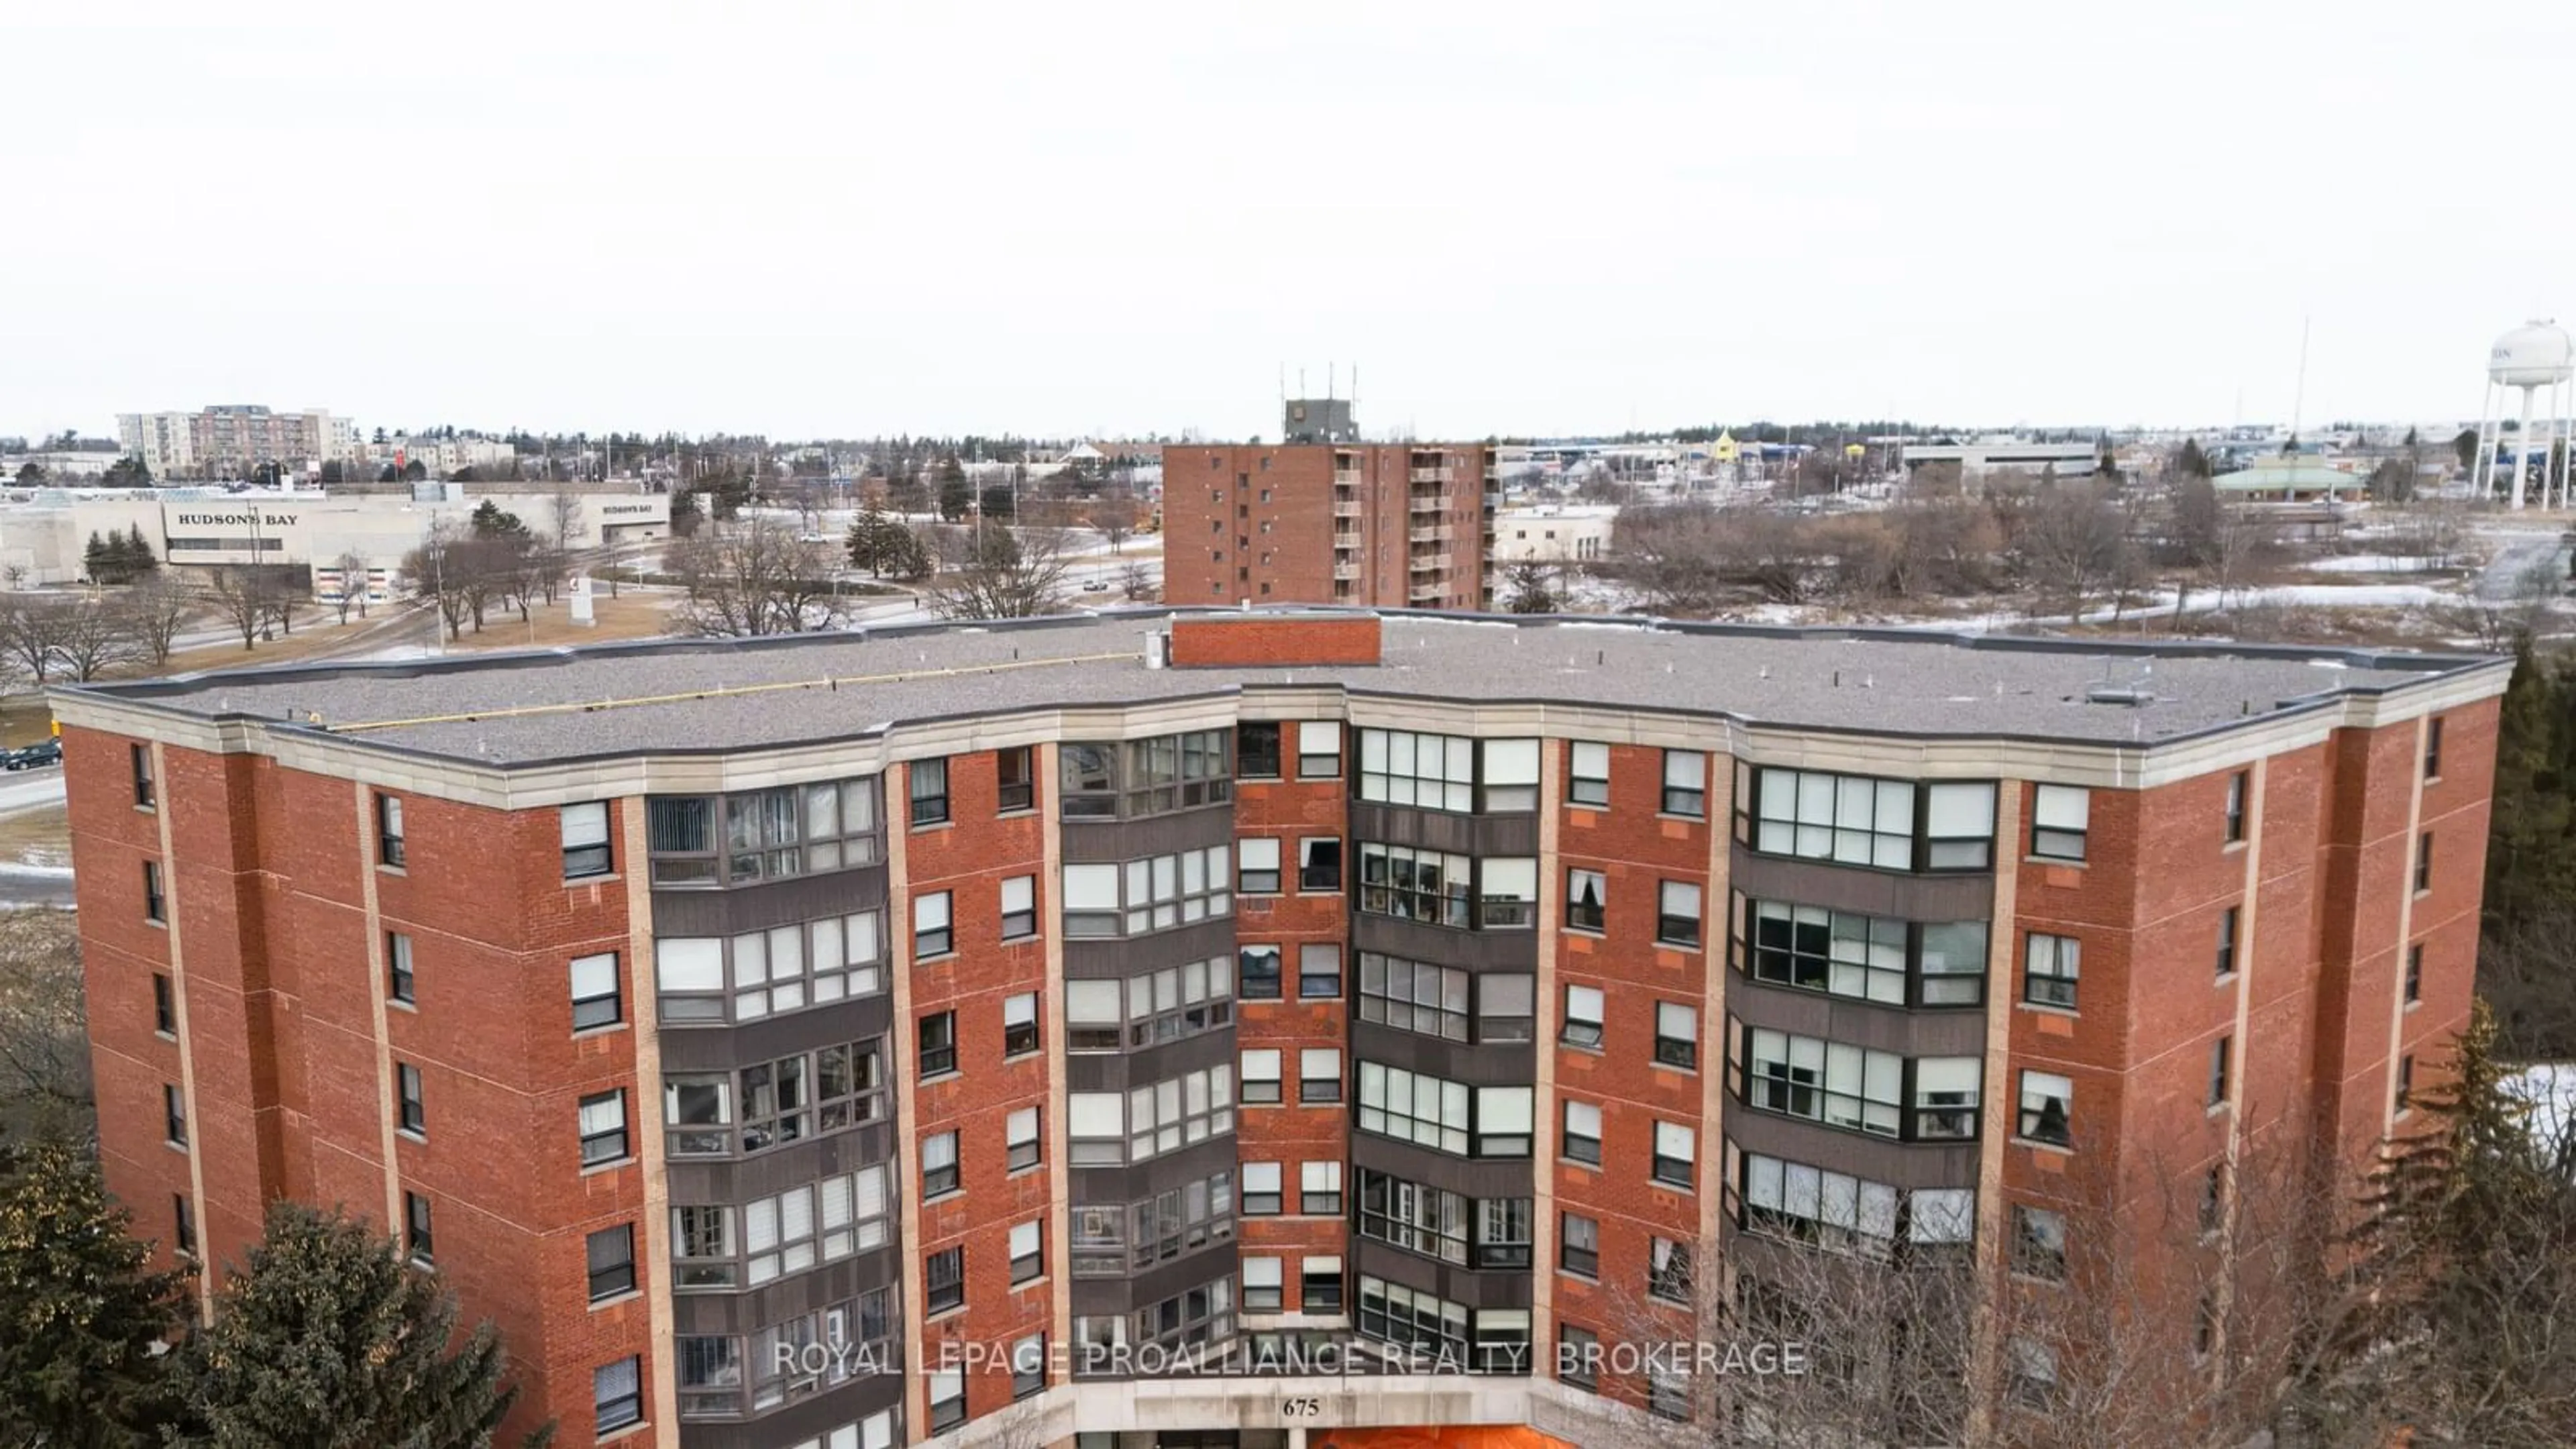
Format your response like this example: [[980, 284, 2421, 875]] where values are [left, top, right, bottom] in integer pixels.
[[5, 1, 2570, 443]]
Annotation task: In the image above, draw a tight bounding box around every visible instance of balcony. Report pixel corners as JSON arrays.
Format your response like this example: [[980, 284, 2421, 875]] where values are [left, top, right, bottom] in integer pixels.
[[1334, 559, 1360, 581], [1409, 580, 1448, 602], [1409, 494, 1444, 515], [1409, 523, 1452, 543], [1334, 470, 1362, 486], [1333, 530, 1362, 549], [1333, 498, 1364, 519], [1409, 467, 1454, 484], [1409, 553, 1451, 574]]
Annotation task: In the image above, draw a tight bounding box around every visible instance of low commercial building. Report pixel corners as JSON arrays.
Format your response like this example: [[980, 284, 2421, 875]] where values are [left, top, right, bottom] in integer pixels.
[[1902, 437, 2100, 478], [0, 488, 671, 591], [56, 608, 2500, 1448], [1489, 506, 1615, 564]]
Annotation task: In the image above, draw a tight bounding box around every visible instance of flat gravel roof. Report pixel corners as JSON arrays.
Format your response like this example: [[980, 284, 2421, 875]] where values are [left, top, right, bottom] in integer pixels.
[[59, 610, 2498, 767]]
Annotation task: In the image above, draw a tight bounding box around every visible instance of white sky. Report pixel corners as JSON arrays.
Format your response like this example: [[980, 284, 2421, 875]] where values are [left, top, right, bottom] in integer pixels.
[[4, 1, 2571, 443]]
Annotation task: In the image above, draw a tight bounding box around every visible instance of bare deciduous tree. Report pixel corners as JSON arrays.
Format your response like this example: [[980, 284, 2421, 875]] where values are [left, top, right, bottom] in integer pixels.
[[0, 909, 89, 1137], [926, 525, 1073, 621], [115, 573, 195, 666], [666, 515, 848, 636], [330, 549, 372, 623], [2019, 480, 2128, 623]]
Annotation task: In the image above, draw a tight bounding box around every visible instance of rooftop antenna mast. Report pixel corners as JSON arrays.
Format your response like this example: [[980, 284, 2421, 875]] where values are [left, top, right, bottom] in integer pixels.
[[2290, 314, 2312, 445]]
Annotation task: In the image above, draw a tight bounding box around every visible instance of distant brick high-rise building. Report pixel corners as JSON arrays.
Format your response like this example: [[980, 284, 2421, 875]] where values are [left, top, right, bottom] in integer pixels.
[[1163, 440, 1497, 611], [57, 610, 2503, 1448]]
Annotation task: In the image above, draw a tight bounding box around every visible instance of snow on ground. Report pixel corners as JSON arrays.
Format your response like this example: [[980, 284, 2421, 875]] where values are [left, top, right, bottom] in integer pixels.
[[2307, 555, 2449, 574]]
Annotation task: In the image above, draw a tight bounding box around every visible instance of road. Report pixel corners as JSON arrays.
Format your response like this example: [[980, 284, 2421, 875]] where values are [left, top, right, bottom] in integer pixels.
[[2473, 529, 2571, 602]]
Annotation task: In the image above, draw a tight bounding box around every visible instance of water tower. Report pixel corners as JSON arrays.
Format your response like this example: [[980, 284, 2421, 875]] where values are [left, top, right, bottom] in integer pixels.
[[2476, 319, 2575, 509]]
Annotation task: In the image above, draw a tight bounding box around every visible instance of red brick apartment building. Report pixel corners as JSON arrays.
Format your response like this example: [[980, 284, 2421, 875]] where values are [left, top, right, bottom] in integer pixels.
[[56, 610, 2503, 1449], [1161, 445, 1497, 611]]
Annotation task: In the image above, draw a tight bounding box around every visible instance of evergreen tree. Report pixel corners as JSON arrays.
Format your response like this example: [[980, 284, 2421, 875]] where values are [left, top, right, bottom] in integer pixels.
[[668, 486, 703, 537], [2483, 644, 2576, 932], [468, 501, 529, 542], [127, 524, 158, 576], [2177, 437, 2212, 479], [936, 457, 972, 521], [83, 531, 111, 583], [162, 1201, 545, 1448], [0, 1132, 189, 1445]]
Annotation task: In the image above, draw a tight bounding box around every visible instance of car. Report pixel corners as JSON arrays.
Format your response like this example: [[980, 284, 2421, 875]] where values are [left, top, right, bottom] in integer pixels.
[[3, 739, 62, 771], [1081, 580, 1111, 592]]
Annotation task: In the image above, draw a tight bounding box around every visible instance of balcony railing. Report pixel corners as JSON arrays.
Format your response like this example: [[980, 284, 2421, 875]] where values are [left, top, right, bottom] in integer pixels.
[[1334, 498, 1364, 518], [1409, 494, 1444, 515], [1409, 523, 1451, 543], [1409, 553, 1452, 574], [1409, 467, 1454, 484], [1409, 580, 1448, 601], [1334, 560, 1360, 581]]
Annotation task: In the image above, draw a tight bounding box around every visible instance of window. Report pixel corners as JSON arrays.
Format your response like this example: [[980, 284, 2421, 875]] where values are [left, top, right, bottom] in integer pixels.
[[1011, 1332, 1046, 1401], [922, 1131, 959, 1199], [1244, 1256, 1283, 1311], [1011, 1219, 1044, 1284], [1737, 1148, 1973, 1261], [1299, 836, 1343, 892], [1003, 992, 1039, 1057], [645, 780, 881, 887], [570, 952, 621, 1031], [594, 1357, 642, 1434], [1300, 1049, 1342, 1104], [2008, 1338, 2057, 1409], [1000, 876, 1036, 941], [1656, 880, 1702, 947], [580, 1090, 629, 1165], [2395, 1055, 2414, 1114], [2019, 1070, 2073, 1146], [2032, 784, 2090, 863], [676, 1336, 741, 1417], [2013, 1205, 2067, 1280], [928, 1368, 964, 1433], [1303, 1255, 1344, 1312], [1087, 956, 1236, 1049], [561, 802, 612, 878], [131, 744, 155, 808], [2406, 943, 2423, 1004], [1652, 1122, 1695, 1187], [914, 1010, 957, 1079], [663, 1076, 733, 1156], [397, 1063, 425, 1136], [1481, 739, 1540, 812], [1293, 719, 1347, 782], [2216, 907, 2240, 979], [913, 892, 953, 959], [671, 1205, 737, 1289], [2210, 1036, 2231, 1107], [1357, 1063, 1471, 1157], [405, 1191, 433, 1265], [908, 758, 949, 826], [1478, 857, 1538, 928], [1301, 1161, 1343, 1214], [1067, 981, 1123, 1051], [1662, 750, 1706, 817], [1561, 1212, 1599, 1277], [1648, 1236, 1693, 1303], [1238, 722, 1283, 778], [1570, 741, 1610, 807], [143, 972, 176, 1038], [1061, 731, 1235, 816], [653, 911, 886, 1025], [1242, 1049, 1283, 1104], [2026, 932, 2080, 1008], [2202, 1162, 2228, 1236], [1749, 768, 1916, 869], [1914, 1058, 1982, 1139], [2415, 832, 2432, 894], [1562, 985, 1604, 1049], [142, 861, 164, 924], [1566, 868, 1606, 932], [1358, 729, 1474, 811], [387, 932, 414, 1005], [1239, 943, 1282, 1000], [1242, 1162, 1283, 1215], [1648, 1364, 1690, 1420], [1654, 1002, 1697, 1069], [588, 1224, 636, 1301], [1479, 973, 1536, 1042], [2424, 716, 2443, 779], [1124, 1067, 1235, 1160], [1356, 953, 1465, 1039], [1238, 837, 1282, 894], [1562, 1099, 1602, 1165], [997, 746, 1035, 813], [377, 794, 406, 867], [1744, 898, 1988, 1008], [1560, 1324, 1600, 1389], [1002, 1105, 1041, 1171], [173, 1193, 195, 1257], [1357, 1169, 1467, 1264], [1297, 943, 1341, 999], [1744, 1027, 1900, 1136], [1063, 847, 1233, 935], [2224, 771, 2247, 843]]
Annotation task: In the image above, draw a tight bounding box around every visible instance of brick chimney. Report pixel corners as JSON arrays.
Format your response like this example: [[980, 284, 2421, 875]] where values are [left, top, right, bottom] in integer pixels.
[[1167, 612, 1382, 668]]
